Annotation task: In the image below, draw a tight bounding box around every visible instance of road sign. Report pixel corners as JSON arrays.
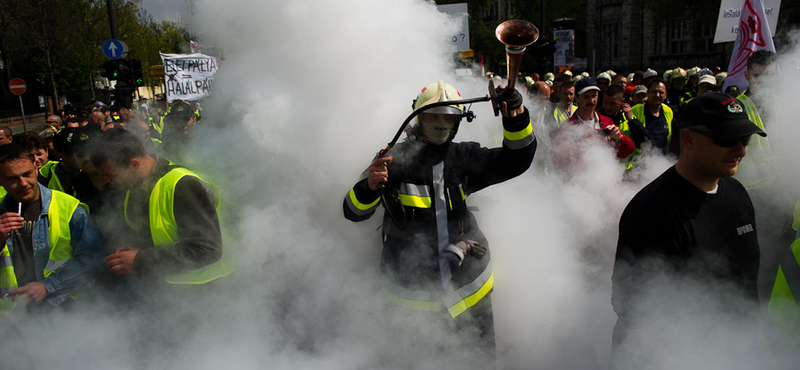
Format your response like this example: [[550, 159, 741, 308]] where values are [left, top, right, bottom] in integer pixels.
[[8, 78, 26, 95], [149, 65, 165, 77], [103, 39, 129, 59]]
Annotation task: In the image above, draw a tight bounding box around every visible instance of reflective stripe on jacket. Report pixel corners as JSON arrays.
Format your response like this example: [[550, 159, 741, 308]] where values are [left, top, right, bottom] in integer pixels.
[[344, 110, 536, 318]]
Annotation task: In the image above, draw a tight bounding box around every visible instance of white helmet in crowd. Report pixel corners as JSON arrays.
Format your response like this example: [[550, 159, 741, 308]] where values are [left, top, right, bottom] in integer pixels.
[[672, 67, 687, 80], [605, 70, 617, 77], [544, 72, 554, 81], [563, 70, 573, 78], [643, 68, 658, 79], [413, 80, 465, 145], [597, 72, 611, 82], [715, 72, 727, 87]]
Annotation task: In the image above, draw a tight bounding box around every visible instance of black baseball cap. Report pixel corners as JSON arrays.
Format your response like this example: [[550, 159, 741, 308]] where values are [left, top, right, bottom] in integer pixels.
[[53, 127, 79, 154], [71, 125, 103, 155], [681, 92, 766, 139]]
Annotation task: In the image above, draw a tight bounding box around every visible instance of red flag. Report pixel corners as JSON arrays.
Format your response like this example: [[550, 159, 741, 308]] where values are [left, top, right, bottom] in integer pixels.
[[723, 0, 776, 92]]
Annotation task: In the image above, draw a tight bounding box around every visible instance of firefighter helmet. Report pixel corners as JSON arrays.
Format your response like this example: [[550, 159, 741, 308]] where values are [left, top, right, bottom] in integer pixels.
[[672, 67, 687, 80], [412, 80, 465, 145]]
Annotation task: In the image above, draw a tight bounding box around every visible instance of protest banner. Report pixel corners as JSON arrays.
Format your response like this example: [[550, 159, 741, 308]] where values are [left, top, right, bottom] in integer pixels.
[[722, 0, 776, 92], [160, 53, 219, 102]]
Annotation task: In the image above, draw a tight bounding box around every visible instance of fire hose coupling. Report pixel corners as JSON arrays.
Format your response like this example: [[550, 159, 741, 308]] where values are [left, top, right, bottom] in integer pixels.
[[442, 238, 487, 266]]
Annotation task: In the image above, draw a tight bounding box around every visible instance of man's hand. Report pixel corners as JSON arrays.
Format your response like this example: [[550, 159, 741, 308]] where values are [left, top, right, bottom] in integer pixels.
[[622, 103, 633, 120], [105, 245, 140, 277], [0, 212, 23, 238], [606, 125, 624, 143], [367, 155, 392, 191], [9, 282, 48, 302]]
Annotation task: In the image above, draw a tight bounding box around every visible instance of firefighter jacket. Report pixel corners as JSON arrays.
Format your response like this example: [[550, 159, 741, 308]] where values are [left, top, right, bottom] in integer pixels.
[[344, 109, 536, 318], [0, 184, 104, 311]]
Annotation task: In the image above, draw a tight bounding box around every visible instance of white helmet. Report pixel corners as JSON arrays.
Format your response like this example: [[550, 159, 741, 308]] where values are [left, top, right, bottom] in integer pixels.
[[413, 80, 464, 145]]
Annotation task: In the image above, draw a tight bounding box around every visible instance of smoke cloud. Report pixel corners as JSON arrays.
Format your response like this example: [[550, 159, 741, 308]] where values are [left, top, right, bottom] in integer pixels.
[[7, 2, 799, 370]]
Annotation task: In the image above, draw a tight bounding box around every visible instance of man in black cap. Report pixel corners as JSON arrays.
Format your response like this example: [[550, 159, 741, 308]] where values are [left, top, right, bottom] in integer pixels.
[[159, 101, 199, 162], [38, 127, 80, 196], [610, 92, 765, 369]]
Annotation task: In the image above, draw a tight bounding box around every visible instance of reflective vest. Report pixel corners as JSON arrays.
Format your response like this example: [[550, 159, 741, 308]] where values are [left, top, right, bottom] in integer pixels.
[[152, 116, 165, 135], [553, 104, 575, 128], [767, 199, 800, 350], [734, 93, 776, 190], [0, 191, 80, 313], [0, 245, 17, 313], [39, 161, 73, 195], [615, 113, 638, 169], [124, 167, 234, 284], [631, 103, 673, 151]]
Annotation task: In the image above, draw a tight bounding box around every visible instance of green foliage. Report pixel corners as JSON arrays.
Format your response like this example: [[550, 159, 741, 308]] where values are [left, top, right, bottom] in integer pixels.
[[0, 0, 190, 106]]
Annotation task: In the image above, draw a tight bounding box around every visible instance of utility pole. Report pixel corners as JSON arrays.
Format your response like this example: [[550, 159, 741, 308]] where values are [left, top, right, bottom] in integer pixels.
[[107, 0, 118, 39]]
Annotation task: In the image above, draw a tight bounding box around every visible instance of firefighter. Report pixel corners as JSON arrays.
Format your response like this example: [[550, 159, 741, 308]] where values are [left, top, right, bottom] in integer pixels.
[[343, 80, 536, 358]]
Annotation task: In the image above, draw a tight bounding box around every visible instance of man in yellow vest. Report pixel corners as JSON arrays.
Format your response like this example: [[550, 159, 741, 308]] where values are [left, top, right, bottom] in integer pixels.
[[89, 128, 230, 290], [0, 143, 104, 310]]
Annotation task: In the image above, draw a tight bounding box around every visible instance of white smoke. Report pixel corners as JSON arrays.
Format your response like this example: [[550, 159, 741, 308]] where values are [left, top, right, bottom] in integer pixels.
[[9, 2, 799, 370]]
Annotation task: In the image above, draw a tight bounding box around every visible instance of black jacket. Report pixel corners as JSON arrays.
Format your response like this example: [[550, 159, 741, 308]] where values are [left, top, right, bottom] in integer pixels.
[[344, 108, 536, 316]]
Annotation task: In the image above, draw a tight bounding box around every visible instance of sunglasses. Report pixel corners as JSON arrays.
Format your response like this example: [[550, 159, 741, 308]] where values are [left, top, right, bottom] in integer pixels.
[[689, 128, 751, 148]]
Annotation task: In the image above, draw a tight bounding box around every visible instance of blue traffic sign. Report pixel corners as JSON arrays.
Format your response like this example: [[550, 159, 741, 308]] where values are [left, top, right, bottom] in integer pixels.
[[103, 39, 128, 59]]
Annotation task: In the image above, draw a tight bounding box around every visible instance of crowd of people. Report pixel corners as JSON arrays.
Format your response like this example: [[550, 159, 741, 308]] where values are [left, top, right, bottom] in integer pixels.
[[0, 97, 232, 369], [514, 50, 795, 367], [0, 48, 797, 369], [344, 49, 796, 368]]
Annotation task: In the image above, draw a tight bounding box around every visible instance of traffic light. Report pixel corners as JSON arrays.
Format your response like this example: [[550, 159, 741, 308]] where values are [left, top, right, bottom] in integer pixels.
[[130, 59, 144, 86], [116, 59, 132, 85], [100, 60, 119, 80]]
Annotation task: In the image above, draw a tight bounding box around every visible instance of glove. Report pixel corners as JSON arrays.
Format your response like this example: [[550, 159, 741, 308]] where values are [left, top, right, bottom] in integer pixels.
[[442, 239, 486, 266], [495, 86, 523, 111]]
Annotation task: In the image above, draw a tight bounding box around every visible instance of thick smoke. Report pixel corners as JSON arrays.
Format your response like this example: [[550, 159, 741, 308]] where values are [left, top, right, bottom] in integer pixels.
[[9, 2, 800, 369]]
